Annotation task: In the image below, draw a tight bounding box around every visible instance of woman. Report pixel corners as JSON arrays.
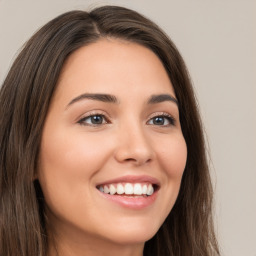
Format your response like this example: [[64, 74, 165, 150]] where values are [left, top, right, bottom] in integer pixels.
[[0, 5, 220, 256]]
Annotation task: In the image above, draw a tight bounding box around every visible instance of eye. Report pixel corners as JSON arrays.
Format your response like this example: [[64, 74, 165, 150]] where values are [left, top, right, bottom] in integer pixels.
[[78, 114, 108, 126], [147, 114, 175, 126]]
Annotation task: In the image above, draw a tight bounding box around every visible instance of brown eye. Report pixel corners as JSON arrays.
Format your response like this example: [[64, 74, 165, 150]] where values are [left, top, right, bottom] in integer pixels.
[[153, 116, 165, 125], [78, 115, 107, 126], [147, 115, 175, 126], [90, 115, 104, 124]]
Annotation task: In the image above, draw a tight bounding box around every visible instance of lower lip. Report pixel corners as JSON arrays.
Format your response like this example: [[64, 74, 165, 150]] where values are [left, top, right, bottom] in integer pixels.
[[97, 190, 158, 209]]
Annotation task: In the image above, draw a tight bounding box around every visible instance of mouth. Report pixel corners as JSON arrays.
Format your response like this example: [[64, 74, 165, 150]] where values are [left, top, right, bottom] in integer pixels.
[[96, 176, 160, 209], [96, 182, 159, 197]]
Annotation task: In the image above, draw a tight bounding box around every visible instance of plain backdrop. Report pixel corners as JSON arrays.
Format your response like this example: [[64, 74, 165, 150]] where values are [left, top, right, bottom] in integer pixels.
[[0, 0, 255, 255]]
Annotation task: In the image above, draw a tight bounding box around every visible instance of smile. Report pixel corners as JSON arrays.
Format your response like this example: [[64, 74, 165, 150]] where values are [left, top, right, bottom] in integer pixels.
[[97, 182, 155, 196], [96, 176, 160, 209]]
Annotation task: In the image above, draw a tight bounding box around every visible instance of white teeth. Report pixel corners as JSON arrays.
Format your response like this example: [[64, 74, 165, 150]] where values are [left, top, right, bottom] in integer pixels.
[[109, 184, 116, 195], [142, 184, 147, 194], [103, 185, 109, 194], [116, 183, 124, 194], [134, 183, 142, 195], [99, 183, 155, 196], [147, 184, 154, 196], [124, 183, 133, 194]]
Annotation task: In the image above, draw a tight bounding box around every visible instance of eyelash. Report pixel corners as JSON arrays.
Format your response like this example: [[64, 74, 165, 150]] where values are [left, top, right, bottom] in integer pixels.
[[147, 113, 176, 126], [78, 112, 176, 127], [77, 112, 109, 126]]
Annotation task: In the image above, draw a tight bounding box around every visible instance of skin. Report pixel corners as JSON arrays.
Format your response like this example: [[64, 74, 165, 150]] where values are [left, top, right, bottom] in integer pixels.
[[38, 39, 187, 256]]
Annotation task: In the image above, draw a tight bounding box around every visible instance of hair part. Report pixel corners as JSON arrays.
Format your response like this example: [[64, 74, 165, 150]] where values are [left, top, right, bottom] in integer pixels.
[[0, 6, 219, 256]]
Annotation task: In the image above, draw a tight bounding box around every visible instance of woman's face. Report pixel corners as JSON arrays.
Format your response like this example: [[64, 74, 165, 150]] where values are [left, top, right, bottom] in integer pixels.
[[38, 39, 187, 248]]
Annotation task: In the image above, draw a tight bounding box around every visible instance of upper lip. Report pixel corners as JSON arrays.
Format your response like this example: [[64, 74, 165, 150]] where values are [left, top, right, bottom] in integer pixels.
[[96, 175, 160, 187]]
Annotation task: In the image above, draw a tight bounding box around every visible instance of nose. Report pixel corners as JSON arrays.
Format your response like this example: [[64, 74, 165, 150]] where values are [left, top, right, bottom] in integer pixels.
[[114, 123, 154, 166]]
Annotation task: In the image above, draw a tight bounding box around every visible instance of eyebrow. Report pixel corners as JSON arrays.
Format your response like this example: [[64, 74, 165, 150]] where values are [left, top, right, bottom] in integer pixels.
[[67, 93, 118, 108], [66, 93, 178, 109], [148, 94, 178, 106]]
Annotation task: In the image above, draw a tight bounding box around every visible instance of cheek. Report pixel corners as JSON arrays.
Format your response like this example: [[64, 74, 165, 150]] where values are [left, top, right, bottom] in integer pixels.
[[38, 128, 115, 224], [157, 134, 187, 178], [39, 128, 113, 178], [154, 133, 187, 209], [38, 128, 117, 210]]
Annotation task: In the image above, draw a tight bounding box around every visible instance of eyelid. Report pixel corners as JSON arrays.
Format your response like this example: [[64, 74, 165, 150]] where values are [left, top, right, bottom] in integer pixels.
[[147, 112, 176, 126], [77, 110, 110, 126]]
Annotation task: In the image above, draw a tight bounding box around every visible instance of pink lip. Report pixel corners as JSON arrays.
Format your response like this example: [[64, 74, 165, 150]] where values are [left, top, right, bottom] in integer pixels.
[[96, 175, 160, 186], [96, 175, 160, 210], [98, 191, 158, 209]]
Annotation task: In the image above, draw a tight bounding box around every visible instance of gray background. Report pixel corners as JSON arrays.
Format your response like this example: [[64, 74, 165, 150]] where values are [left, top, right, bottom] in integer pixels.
[[0, 1, 255, 255]]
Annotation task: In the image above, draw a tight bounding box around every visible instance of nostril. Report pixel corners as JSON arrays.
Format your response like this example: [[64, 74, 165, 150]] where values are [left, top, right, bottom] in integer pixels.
[[124, 157, 152, 166], [125, 158, 136, 161]]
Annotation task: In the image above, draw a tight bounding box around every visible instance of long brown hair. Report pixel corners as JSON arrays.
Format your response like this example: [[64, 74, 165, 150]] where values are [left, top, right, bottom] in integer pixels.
[[0, 5, 219, 256]]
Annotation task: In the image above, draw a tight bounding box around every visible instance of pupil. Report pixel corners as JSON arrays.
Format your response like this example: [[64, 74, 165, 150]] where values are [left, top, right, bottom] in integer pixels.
[[153, 117, 164, 125], [92, 115, 102, 124]]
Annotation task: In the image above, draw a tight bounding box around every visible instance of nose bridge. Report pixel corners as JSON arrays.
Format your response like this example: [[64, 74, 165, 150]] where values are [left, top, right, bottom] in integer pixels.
[[114, 114, 154, 165]]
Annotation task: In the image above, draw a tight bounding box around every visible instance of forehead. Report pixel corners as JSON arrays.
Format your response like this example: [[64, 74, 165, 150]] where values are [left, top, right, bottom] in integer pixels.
[[55, 39, 175, 103]]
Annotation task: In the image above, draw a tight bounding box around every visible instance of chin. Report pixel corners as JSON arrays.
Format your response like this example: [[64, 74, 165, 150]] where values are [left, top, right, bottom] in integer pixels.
[[98, 222, 160, 245]]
